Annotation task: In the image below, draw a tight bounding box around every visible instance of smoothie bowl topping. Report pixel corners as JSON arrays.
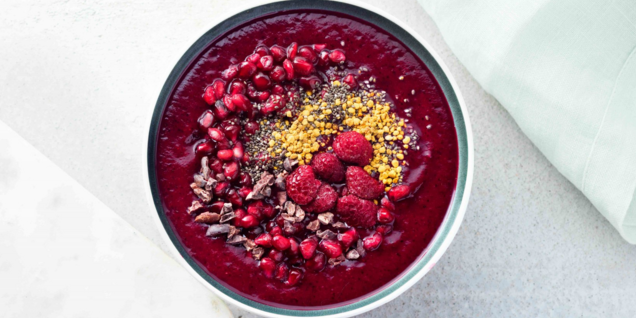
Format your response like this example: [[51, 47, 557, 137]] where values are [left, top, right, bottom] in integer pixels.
[[187, 42, 418, 287]]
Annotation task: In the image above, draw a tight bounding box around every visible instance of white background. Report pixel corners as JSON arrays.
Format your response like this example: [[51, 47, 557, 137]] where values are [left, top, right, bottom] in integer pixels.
[[1, 0, 635, 317]]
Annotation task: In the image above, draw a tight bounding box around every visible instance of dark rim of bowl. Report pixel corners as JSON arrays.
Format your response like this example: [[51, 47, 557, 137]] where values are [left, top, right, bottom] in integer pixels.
[[147, 0, 470, 316]]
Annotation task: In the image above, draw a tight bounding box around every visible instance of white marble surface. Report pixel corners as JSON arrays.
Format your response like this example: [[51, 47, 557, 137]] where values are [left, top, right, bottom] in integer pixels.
[[0, 122, 233, 318], [0, 0, 635, 317]]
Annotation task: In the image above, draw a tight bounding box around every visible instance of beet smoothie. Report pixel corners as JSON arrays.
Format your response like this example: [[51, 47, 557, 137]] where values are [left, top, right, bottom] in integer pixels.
[[154, 10, 458, 308]]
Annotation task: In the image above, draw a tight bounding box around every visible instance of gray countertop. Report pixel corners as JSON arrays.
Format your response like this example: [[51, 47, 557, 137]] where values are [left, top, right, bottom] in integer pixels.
[[1, 0, 634, 316]]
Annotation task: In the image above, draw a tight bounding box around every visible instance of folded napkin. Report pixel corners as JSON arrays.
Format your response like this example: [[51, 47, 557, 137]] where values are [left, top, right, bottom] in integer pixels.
[[418, 0, 636, 243]]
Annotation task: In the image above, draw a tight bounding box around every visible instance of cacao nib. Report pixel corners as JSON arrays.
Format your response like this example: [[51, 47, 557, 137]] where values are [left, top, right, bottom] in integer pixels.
[[206, 224, 230, 237], [195, 212, 221, 224], [187, 201, 204, 215]]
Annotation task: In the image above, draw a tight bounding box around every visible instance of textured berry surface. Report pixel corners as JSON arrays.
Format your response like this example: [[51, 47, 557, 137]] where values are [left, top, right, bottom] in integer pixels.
[[333, 131, 373, 166], [285, 165, 321, 205], [335, 195, 377, 227], [311, 152, 345, 182], [302, 183, 338, 213], [346, 166, 384, 199]]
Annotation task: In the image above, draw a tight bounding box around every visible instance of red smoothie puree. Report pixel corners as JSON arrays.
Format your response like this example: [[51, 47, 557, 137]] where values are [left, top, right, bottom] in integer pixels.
[[155, 10, 458, 308]]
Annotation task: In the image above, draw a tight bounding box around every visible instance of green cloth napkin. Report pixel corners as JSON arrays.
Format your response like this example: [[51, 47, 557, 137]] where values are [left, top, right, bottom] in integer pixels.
[[418, 0, 636, 243]]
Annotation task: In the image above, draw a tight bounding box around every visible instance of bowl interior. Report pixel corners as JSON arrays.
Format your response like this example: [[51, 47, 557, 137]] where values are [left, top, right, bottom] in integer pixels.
[[147, 1, 471, 316]]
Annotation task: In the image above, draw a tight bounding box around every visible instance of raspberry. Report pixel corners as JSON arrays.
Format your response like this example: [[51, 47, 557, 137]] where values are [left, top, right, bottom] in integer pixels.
[[333, 131, 373, 166], [335, 195, 377, 227], [286, 165, 321, 205], [311, 152, 345, 182], [346, 166, 384, 199], [303, 183, 338, 213]]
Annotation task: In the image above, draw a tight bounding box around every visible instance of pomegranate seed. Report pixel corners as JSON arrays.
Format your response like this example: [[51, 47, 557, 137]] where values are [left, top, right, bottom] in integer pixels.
[[257, 55, 274, 71], [208, 201, 225, 213], [216, 138, 231, 150], [300, 237, 318, 259], [198, 110, 215, 131], [268, 248, 284, 262], [240, 214, 259, 229], [312, 43, 326, 52], [255, 233, 272, 247], [272, 235, 291, 251], [259, 257, 276, 278], [283, 59, 294, 79], [319, 239, 342, 258], [234, 207, 246, 220], [388, 185, 410, 202], [270, 226, 283, 237], [298, 46, 317, 63], [212, 79, 225, 99], [340, 186, 349, 196], [239, 172, 252, 186], [203, 85, 216, 105], [245, 53, 260, 64], [270, 45, 286, 62], [275, 215, 286, 227], [288, 238, 300, 255], [305, 252, 326, 271], [230, 94, 251, 112], [214, 182, 230, 197], [232, 143, 244, 161], [254, 90, 270, 102], [338, 228, 358, 249], [380, 197, 395, 211], [222, 94, 236, 112], [213, 100, 230, 119], [270, 66, 286, 82], [283, 223, 298, 237], [285, 269, 302, 286], [275, 263, 289, 281], [229, 80, 246, 94], [251, 72, 271, 90], [265, 221, 276, 232], [247, 201, 263, 219], [342, 74, 357, 88], [328, 49, 346, 64], [262, 204, 275, 218], [292, 56, 314, 76], [254, 44, 270, 56], [261, 94, 286, 115], [299, 75, 322, 90], [376, 224, 393, 236], [377, 207, 395, 223], [222, 125, 240, 142], [286, 42, 298, 59], [207, 128, 225, 142], [223, 161, 239, 180], [271, 84, 284, 95], [363, 233, 383, 251], [222, 64, 239, 80], [227, 189, 243, 207], [209, 158, 224, 174], [238, 186, 252, 199], [244, 121, 259, 134], [238, 61, 257, 78], [217, 149, 233, 161], [233, 208, 247, 227], [317, 50, 330, 66], [195, 140, 213, 155]]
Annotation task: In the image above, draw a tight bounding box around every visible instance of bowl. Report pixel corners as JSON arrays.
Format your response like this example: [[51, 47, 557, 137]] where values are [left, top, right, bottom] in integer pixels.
[[145, 0, 473, 317]]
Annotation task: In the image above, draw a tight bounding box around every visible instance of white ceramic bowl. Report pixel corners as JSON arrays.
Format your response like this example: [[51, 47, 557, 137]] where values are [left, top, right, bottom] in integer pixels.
[[145, 1, 473, 317]]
